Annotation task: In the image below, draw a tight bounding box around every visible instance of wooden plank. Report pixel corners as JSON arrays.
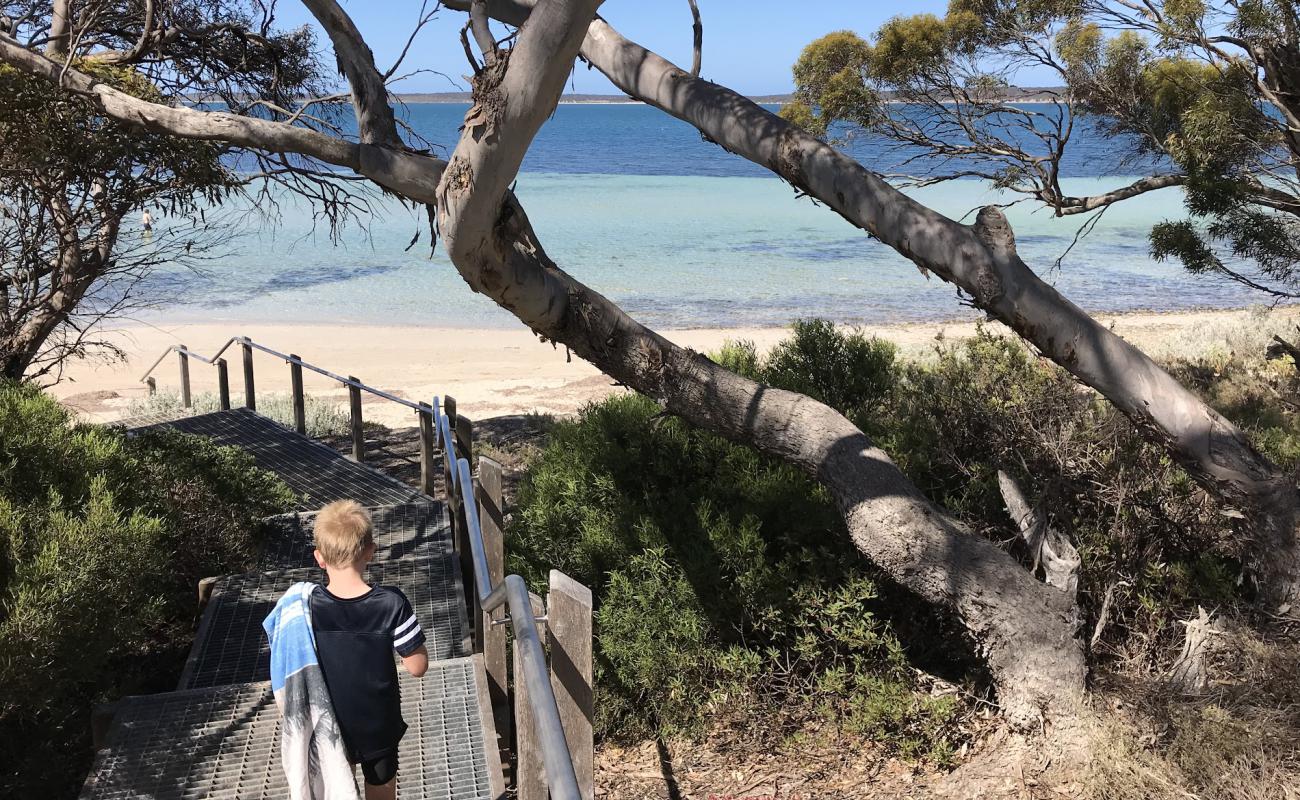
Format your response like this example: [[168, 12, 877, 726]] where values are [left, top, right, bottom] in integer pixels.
[[178, 345, 191, 408], [348, 377, 364, 462], [547, 570, 594, 800], [513, 593, 548, 800], [241, 341, 256, 411], [289, 356, 306, 435], [477, 457, 509, 747]]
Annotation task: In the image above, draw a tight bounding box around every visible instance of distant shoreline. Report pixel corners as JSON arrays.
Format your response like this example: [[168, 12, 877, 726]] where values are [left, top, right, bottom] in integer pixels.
[[50, 306, 1299, 426], [391, 89, 1067, 105]]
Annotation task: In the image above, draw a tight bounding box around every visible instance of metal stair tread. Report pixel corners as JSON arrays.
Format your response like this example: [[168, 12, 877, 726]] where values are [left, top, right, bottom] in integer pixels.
[[127, 408, 426, 510], [179, 555, 470, 691], [258, 502, 451, 571], [80, 658, 499, 800]]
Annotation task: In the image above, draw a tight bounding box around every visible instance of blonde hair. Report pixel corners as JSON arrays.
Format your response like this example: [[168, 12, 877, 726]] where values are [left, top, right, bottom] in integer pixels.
[[314, 500, 374, 567]]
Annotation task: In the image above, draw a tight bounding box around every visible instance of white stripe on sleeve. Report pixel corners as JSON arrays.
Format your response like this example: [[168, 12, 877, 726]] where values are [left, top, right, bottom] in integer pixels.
[[394, 625, 423, 649], [393, 614, 418, 636]]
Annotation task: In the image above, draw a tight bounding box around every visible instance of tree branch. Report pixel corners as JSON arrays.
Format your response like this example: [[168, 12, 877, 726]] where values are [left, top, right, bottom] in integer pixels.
[[300, 0, 401, 147]]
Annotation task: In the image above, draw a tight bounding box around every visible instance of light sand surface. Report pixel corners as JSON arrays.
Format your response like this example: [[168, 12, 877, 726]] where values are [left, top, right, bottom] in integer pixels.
[[49, 307, 1300, 427]]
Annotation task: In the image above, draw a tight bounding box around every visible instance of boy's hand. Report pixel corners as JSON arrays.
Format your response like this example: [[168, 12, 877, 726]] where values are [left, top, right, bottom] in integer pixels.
[[401, 645, 429, 678]]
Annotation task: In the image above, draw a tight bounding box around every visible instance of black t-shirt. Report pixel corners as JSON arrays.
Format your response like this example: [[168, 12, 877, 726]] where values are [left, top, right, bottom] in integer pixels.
[[310, 584, 426, 760]]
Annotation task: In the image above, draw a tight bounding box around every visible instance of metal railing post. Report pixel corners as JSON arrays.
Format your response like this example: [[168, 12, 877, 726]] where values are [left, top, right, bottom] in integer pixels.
[[289, 355, 306, 435], [177, 345, 191, 408], [216, 359, 231, 411], [241, 340, 256, 410], [348, 376, 364, 461], [419, 403, 435, 496]]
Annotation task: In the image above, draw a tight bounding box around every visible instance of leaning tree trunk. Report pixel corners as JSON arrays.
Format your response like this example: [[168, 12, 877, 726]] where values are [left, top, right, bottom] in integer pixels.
[[451, 0, 1300, 610], [0, 15, 1088, 721], [431, 0, 1085, 724]]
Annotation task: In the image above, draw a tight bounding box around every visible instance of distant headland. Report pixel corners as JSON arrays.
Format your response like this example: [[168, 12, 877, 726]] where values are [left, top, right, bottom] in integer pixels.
[[392, 87, 1067, 105]]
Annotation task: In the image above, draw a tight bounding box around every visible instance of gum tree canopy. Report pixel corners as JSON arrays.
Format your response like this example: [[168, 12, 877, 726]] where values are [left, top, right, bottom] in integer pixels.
[[0, 0, 1295, 723], [0, 0, 322, 382], [783, 0, 1300, 300]]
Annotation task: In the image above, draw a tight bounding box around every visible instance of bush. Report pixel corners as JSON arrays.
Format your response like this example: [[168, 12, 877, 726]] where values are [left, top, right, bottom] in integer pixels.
[[510, 326, 959, 759], [0, 382, 295, 797]]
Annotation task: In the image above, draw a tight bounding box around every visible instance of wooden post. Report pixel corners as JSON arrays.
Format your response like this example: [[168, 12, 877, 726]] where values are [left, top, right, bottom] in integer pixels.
[[348, 377, 364, 461], [445, 394, 458, 432], [456, 413, 473, 469], [216, 359, 231, 411], [513, 593, 548, 800], [177, 345, 191, 408], [477, 457, 509, 744], [418, 403, 435, 496], [548, 570, 594, 800], [242, 340, 256, 411], [146, 376, 156, 396], [455, 415, 475, 612], [289, 355, 306, 435]]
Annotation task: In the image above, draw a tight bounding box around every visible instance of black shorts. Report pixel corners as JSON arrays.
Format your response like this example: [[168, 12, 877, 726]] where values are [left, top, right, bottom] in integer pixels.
[[359, 753, 398, 786]]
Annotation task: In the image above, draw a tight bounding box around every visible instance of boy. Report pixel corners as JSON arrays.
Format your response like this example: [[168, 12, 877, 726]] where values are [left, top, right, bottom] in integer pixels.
[[311, 500, 429, 800]]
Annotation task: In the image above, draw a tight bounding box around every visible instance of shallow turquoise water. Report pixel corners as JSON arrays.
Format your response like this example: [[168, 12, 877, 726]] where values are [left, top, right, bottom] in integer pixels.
[[142, 105, 1267, 329]]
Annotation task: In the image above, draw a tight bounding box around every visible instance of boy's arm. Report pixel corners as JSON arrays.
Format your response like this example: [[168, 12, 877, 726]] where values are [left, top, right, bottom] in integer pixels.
[[401, 645, 428, 678]]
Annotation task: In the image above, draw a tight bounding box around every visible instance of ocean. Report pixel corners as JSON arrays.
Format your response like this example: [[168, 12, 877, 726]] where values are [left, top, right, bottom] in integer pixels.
[[142, 103, 1264, 329]]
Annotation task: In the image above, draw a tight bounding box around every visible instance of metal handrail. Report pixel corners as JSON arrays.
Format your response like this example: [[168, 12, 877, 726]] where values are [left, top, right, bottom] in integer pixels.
[[438, 410, 581, 800], [139, 336, 430, 415]]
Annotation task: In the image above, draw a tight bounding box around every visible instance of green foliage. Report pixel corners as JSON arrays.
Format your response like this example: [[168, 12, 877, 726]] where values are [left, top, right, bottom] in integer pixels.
[[0, 382, 294, 797], [0, 63, 235, 209], [511, 373, 959, 758], [761, 319, 897, 425], [877, 327, 1300, 658], [515, 319, 1300, 758], [783, 30, 878, 136]]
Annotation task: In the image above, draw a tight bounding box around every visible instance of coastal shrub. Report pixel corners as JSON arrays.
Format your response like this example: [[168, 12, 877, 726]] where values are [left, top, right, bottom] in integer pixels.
[[509, 388, 960, 759], [875, 329, 1286, 661], [0, 381, 295, 797], [513, 318, 1300, 766]]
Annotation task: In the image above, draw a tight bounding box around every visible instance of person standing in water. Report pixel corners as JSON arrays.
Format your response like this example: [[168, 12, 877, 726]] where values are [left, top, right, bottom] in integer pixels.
[[141, 208, 154, 236]]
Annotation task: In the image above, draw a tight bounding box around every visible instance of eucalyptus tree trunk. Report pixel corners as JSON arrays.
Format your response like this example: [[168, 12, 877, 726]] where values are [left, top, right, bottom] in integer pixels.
[[454, 0, 1300, 611]]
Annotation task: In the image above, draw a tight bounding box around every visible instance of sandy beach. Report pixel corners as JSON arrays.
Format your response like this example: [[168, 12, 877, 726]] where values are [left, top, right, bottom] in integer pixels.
[[48, 306, 1299, 428]]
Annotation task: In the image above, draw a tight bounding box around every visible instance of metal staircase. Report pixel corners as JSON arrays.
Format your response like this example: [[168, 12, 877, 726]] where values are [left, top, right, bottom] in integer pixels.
[[79, 409, 503, 799]]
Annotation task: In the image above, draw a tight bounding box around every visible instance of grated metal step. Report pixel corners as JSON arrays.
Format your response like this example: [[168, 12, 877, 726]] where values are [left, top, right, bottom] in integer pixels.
[[80, 657, 503, 800], [128, 409, 426, 510], [179, 557, 470, 691], [258, 503, 452, 571]]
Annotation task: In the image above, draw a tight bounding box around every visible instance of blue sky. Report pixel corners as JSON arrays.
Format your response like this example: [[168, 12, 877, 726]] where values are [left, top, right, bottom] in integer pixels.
[[275, 1, 976, 96]]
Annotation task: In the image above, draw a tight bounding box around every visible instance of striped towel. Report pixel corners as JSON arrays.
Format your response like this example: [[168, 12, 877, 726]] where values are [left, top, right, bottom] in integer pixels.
[[263, 582, 359, 800]]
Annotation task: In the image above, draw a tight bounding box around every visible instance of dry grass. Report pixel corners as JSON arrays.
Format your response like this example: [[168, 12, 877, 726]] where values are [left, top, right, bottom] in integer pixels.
[[1087, 620, 1300, 800]]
